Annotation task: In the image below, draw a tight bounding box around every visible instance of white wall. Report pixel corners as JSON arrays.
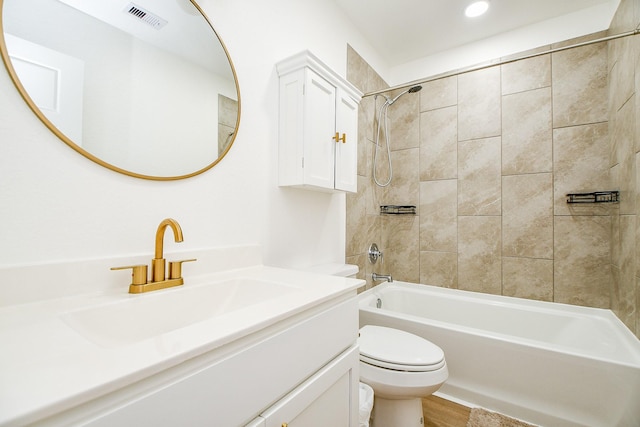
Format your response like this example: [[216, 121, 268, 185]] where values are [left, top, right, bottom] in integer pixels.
[[0, 0, 384, 274], [202, 0, 384, 270]]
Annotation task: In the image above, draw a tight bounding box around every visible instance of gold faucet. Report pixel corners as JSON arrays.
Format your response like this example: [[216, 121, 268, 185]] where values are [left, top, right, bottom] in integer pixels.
[[112, 218, 196, 294]]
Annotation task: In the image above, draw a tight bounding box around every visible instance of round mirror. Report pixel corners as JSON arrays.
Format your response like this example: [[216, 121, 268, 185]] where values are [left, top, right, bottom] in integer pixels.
[[0, 0, 240, 180]]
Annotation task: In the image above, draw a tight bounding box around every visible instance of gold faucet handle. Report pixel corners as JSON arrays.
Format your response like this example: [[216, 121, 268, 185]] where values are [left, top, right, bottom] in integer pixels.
[[168, 259, 197, 280], [111, 264, 148, 285]]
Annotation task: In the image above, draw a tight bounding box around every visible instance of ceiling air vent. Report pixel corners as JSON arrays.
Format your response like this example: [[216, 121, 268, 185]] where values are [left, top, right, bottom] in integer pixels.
[[124, 3, 168, 29]]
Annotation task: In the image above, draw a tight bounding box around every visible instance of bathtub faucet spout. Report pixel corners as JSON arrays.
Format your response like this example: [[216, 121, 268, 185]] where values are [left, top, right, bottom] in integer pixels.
[[372, 272, 393, 283]]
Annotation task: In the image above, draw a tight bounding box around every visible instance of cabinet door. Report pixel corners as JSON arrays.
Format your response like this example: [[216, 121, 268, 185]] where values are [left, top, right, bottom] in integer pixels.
[[261, 345, 359, 427], [302, 70, 336, 190], [334, 88, 358, 192]]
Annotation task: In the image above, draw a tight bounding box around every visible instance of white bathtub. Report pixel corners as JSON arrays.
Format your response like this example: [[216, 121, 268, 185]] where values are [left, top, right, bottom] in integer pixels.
[[358, 282, 640, 427]]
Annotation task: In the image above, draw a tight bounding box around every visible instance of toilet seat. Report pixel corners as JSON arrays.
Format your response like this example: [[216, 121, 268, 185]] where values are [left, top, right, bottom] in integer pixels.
[[359, 325, 445, 372]]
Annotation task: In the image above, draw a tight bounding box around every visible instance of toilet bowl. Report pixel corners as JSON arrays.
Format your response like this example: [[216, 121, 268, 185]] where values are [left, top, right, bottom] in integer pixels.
[[358, 325, 448, 427]]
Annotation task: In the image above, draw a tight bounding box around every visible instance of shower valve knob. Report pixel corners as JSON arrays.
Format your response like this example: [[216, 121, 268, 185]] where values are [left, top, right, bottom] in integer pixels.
[[368, 243, 383, 264]]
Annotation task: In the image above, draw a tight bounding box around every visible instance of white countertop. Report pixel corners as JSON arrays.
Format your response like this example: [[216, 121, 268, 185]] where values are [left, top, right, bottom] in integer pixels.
[[0, 265, 362, 426]]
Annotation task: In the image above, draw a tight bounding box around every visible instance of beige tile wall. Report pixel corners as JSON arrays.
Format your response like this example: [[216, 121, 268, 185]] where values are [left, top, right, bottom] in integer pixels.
[[608, 0, 640, 336], [346, 0, 640, 337], [346, 45, 386, 283]]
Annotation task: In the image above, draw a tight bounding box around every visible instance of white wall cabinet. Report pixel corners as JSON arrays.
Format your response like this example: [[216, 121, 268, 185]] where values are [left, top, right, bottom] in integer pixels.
[[277, 51, 361, 193]]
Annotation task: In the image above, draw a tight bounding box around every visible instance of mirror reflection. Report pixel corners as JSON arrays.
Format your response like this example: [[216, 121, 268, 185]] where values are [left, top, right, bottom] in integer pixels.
[[1, 0, 239, 179]]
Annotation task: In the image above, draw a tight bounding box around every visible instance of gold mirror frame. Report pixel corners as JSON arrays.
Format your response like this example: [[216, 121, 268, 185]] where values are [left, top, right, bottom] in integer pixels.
[[0, 0, 240, 181]]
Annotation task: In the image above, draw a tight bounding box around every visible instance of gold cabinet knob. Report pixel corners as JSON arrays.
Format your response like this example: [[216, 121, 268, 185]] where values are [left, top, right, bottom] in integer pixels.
[[333, 132, 346, 143], [110, 264, 148, 286]]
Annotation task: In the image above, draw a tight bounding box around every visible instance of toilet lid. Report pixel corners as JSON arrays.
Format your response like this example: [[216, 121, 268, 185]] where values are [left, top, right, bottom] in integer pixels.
[[358, 325, 445, 372]]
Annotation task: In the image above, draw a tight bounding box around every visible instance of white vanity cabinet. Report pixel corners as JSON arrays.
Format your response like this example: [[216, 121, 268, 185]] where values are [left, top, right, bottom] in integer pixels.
[[34, 295, 359, 427], [247, 345, 359, 427], [277, 51, 361, 193]]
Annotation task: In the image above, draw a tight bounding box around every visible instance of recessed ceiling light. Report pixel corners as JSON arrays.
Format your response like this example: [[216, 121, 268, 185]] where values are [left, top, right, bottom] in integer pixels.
[[465, 1, 489, 18]]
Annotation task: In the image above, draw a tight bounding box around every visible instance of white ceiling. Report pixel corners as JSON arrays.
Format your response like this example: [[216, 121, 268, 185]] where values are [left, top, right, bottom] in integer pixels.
[[334, 0, 619, 68]]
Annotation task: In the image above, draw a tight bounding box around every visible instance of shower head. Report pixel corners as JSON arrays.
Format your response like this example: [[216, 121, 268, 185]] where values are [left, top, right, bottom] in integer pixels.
[[388, 85, 422, 104]]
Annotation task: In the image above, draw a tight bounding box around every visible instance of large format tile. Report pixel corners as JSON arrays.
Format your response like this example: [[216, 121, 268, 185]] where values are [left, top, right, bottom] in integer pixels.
[[502, 87, 552, 175], [346, 175, 380, 257], [383, 148, 420, 206], [458, 137, 501, 215], [552, 42, 608, 127], [458, 216, 502, 294], [382, 215, 420, 283], [502, 173, 553, 259], [553, 122, 610, 215], [420, 106, 457, 180], [358, 95, 375, 176], [347, 45, 388, 176], [420, 75, 457, 112], [420, 251, 457, 288], [614, 215, 637, 331], [612, 96, 637, 215], [346, 45, 368, 93], [389, 90, 421, 150], [501, 54, 551, 95], [608, 37, 636, 115], [420, 180, 457, 252], [502, 257, 553, 301], [611, 205, 621, 268], [554, 216, 611, 308], [458, 67, 501, 141]]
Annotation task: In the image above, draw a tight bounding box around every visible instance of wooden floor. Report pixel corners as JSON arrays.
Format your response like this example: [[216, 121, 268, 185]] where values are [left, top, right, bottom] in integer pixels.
[[422, 395, 470, 427]]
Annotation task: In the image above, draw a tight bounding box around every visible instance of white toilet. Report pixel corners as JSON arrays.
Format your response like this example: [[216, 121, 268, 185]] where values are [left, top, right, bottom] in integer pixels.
[[358, 325, 448, 427]]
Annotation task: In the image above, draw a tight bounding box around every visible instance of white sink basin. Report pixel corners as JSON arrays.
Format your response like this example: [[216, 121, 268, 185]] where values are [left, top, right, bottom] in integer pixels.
[[61, 278, 299, 347]]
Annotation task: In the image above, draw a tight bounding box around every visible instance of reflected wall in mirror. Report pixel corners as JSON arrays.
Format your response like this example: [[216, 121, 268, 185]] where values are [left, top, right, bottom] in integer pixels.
[[0, 0, 240, 180]]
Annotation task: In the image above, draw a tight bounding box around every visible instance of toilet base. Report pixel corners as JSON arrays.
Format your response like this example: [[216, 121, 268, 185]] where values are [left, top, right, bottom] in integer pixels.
[[371, 396, 424, 427]]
